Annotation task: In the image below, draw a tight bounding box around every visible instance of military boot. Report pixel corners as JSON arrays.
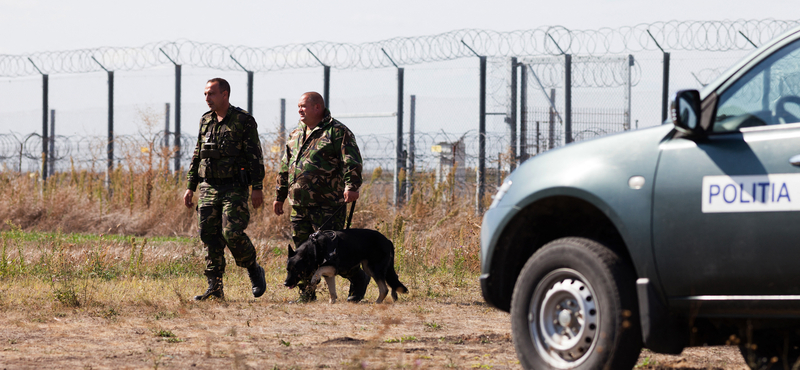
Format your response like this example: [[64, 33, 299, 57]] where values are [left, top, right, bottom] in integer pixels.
[[247, 261, 266, 298], [194, 271, 224, 301], [342, 266, 370, 303]]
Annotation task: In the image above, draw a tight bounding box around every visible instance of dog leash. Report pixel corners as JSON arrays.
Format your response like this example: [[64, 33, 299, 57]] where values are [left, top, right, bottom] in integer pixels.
[[346, 200, 356, 230], [316, 202, 347, 232], [314, 199, 356, 232]]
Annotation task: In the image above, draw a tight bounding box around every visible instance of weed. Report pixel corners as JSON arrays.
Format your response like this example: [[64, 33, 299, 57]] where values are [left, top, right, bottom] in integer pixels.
[[154, 329, 175, 338], [636, 356, 656, 367], [52, 281, 80, 307], [154, 311, 176, 320], [384, 336, 417, 343], [102, 308, 119, 319], [280, 339, 291, 347], [425, 322, 443, 330]]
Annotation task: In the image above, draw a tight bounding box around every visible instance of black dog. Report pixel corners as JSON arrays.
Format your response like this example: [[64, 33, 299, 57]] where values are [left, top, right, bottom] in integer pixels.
[[284, 229, 408, 303]]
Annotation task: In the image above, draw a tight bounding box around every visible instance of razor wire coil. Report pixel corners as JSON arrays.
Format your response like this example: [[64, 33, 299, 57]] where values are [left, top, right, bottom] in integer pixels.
[[2, 20, 798, 77]]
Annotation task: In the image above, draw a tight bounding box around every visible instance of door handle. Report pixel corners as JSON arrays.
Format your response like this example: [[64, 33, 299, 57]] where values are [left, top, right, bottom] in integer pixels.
[[791, 154, 800, 166]]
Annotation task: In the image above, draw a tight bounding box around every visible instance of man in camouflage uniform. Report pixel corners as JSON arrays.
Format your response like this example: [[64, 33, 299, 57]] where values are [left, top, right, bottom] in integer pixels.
[[183, 77, 267, 301], [273, 91, 369, 302]]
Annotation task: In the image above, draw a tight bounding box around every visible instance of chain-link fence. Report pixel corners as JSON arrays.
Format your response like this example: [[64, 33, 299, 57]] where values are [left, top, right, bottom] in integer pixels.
[[2, 20, 799, 212]]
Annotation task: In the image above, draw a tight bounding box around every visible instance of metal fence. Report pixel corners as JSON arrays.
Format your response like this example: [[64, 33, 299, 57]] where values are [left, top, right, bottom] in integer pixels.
[[2, 20, 799, 213]]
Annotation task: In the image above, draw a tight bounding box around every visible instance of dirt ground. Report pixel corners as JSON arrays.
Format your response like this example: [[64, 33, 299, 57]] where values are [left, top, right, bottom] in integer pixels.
[[0, 295, 751, 370]]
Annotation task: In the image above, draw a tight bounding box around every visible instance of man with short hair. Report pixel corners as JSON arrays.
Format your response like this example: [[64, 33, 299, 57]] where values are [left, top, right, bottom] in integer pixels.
[[274, 92, 368, 302], [184, 77, 266, 301]]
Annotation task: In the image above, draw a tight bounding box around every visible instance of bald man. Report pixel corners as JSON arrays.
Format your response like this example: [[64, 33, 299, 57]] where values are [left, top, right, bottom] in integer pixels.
[[274, 92, 368, 302]]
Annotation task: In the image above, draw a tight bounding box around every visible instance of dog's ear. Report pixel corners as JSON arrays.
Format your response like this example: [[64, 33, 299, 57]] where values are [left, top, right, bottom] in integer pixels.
[[287, 244, 295, 258]]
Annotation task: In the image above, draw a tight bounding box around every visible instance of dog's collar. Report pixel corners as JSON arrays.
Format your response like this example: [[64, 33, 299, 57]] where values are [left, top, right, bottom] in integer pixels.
[[310, 230, 338, 265]]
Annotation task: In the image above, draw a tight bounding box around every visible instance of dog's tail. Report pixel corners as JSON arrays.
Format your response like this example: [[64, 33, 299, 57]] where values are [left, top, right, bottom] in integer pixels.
[[387, 265, 408, 295]]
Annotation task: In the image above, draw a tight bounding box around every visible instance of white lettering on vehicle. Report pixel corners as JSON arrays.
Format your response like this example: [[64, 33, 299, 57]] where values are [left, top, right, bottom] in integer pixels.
[[702, 174, 800, 213]]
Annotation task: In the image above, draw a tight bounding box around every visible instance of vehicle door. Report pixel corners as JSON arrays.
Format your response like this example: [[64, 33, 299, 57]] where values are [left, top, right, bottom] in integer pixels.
[[652, 37, 800, 298]]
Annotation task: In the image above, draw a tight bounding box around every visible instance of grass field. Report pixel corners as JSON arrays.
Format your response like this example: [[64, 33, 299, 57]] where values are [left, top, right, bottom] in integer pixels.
[[0, 229, 750, 369], [0, 146, 751, 369]]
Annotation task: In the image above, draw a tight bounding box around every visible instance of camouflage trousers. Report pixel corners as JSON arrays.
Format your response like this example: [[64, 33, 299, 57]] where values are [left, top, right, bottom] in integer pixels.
[[290, 203, 348, 247], [290, 203, 367, 300], [197, 182, 257, 274]]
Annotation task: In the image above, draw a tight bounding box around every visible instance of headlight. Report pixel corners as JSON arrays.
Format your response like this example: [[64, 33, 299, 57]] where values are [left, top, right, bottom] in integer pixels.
[[490, 179, 513, 209]]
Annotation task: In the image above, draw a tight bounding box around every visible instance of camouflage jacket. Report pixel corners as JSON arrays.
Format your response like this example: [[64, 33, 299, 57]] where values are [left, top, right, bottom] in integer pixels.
[[186, 106, 265, 192], [276, 110, 363, 207]]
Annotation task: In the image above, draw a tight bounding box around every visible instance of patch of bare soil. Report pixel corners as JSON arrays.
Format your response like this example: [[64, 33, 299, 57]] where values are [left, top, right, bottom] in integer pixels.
[[0, 298, 520, 369], [637, 346, 750, 370], [0, 294, 753, 370]]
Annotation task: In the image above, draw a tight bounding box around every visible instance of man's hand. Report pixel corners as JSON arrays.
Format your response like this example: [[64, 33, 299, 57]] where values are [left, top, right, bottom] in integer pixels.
[[273, 200, 284, 215], [251, 189, 263, 209], [183, 189, 194, 208], [344, 190, 359, 203]]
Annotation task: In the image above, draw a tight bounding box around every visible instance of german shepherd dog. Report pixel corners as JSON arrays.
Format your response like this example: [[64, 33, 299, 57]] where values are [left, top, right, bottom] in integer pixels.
[[284, 229, 408, 303]]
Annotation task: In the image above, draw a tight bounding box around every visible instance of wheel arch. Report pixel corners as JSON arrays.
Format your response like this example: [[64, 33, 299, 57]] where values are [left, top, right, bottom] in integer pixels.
[[485, 194, 632, 312]]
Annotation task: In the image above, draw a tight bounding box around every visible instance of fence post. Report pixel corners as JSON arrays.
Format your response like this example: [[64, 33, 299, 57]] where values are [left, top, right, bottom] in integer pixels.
[[662, 52, 670, 123], [280, 98, 286, 145], [461, 40, 486, 215], [42, 74, 48, 182], [394, 67, 405, 206], [624, 55, 633, 130], [28, 57, 49, 182], [107, 70, 114, 188], [323, 66, 330, 109], [91, 56, 114, 191], [164, 103, 170, 149], [49, 109, 55, 176], [564, 54, 572, 144], [647, 30, 670, 123], [508, 57, 517, 172], [520, 63, 528, 162], [247, 71, 254, 113], [306, 49, 330, 108], [174, 64, 182, 174], [548, 89, 556, 150], [230, 56, 254, 114], [478, 55, 487, 214], [407, 94, 416, 200], [160, 49, 182, 173], [381, 48, 405, 206]]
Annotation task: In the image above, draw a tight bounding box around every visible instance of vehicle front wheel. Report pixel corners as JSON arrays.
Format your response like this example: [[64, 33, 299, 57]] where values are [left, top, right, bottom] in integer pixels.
[[510, 237, 642, 369]]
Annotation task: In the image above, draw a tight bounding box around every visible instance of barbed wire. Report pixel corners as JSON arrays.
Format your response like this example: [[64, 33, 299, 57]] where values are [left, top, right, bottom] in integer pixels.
[[1, 20, 797, 77], [0, 131, 515, 175]]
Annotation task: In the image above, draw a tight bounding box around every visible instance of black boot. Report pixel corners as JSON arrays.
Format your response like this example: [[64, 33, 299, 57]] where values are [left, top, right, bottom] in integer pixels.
[[342, 266, 370, 303], [194, 271, 224, 301], [247, 261, 266, 298]]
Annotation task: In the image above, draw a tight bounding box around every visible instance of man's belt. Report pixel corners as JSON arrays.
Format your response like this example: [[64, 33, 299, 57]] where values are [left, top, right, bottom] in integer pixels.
[[202, 177, 241, 186]]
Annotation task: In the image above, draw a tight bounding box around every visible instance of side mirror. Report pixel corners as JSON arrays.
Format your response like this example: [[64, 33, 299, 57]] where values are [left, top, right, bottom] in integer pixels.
[[670, 90, 702, 134]]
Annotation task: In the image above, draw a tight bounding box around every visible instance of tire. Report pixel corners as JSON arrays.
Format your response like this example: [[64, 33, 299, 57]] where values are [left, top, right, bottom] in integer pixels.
[[510, 237, 643, 370]]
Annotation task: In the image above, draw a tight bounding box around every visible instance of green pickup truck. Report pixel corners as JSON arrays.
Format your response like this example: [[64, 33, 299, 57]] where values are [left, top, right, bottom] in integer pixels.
[[480, 26, 800, 370]]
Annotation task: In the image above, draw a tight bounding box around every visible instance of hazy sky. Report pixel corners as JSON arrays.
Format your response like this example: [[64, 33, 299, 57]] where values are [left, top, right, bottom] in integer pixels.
[[1, 0, 798, 54], [1, 0, 798, 146]]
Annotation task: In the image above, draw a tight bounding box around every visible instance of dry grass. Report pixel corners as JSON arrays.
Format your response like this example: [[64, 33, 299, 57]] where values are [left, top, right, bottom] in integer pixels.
[[0, 230, 519, 369], [0, 110, 486, 271]]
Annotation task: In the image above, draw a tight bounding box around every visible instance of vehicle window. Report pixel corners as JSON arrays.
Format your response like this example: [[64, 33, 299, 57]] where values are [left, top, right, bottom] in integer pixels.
[[714, 39, 800, 133]]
